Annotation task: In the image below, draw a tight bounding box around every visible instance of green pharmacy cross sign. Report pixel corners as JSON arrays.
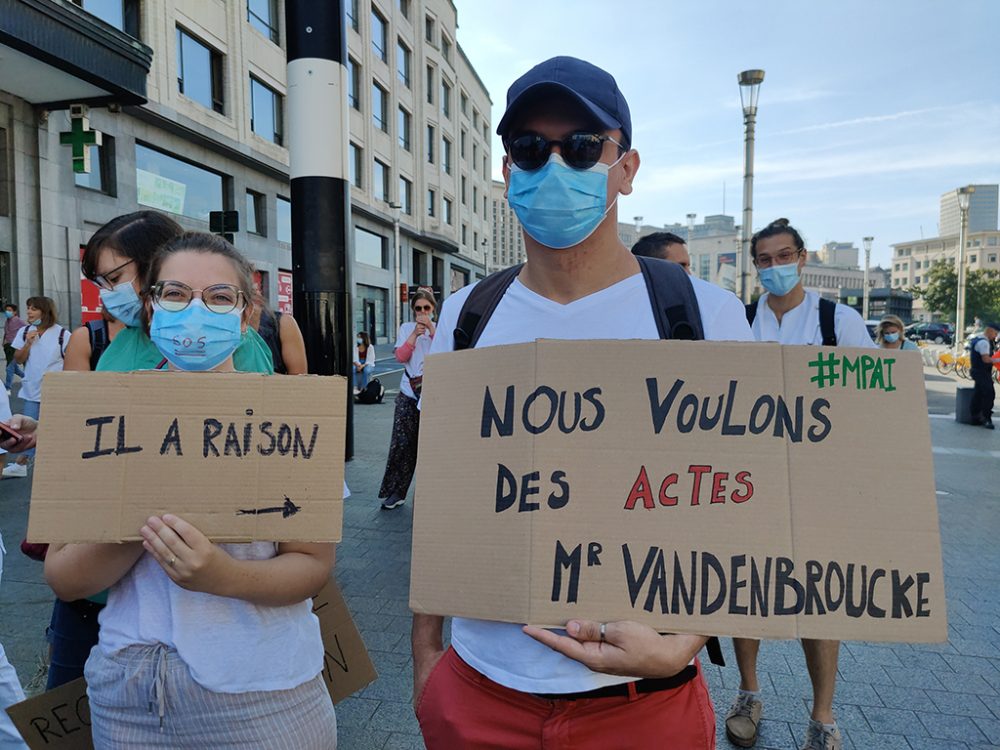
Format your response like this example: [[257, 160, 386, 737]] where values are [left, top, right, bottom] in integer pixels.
[[60, 106, 103, 174]]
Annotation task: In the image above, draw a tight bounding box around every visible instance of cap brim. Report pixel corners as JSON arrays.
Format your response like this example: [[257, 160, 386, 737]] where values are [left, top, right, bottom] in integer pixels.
[[496, 81, 621, 140]]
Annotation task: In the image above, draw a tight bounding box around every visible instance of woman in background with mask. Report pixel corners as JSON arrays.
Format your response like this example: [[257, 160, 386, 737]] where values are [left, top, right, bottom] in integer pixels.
[[353, 331, 374, 393], [875, 314, 918, 351], [44, 232, 337, 748]]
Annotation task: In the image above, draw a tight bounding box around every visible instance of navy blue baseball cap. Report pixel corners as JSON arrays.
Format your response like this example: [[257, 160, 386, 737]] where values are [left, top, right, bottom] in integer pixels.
[[496, 56, 632, 147]]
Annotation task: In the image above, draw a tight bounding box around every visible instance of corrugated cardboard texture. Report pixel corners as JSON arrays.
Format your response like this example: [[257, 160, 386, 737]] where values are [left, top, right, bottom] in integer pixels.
[[28, 372, 346, 543], [410, 341, 946, 643], [312, 578, 379, 703], [6, 678, 92, 749]]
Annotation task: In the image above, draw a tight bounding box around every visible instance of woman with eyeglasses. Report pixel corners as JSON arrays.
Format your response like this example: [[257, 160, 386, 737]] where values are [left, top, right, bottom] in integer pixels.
[[378, 288, 437, 510], [44, 232, 338, 748]]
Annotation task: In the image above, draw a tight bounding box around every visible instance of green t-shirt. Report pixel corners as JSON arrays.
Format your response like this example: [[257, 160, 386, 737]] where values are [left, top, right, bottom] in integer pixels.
[[96, 326, 275, 374], [86, 325, 273, 603]]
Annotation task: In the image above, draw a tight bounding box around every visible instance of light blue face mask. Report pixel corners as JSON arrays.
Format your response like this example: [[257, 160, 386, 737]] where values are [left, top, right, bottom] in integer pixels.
[[508, 153, 621, 249], [3, 311, 12, 319], [883, 332, 900, 343], [149, 299, 243, 372], [758, 262, 801, 297], [99, 280, 143, 327]]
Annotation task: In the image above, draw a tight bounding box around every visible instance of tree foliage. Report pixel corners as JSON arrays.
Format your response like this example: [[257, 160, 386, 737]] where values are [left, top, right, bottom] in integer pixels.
[[911, 260, 1000, 327]]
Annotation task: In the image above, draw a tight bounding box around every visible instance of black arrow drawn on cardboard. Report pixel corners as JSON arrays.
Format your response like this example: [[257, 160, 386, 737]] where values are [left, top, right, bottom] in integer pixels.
[[237, 496, 301, 518]]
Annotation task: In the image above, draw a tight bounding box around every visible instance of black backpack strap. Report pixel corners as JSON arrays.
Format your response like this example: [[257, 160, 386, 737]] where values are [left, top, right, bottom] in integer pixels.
[[57, 327, 67, 359], [635, 256, 704, 341], [745, 302, 757, 328], [705, 636, 726, 667], [86, 319, 109, 370], [819, 298, 837, 346], [454, 264, 524, 351]]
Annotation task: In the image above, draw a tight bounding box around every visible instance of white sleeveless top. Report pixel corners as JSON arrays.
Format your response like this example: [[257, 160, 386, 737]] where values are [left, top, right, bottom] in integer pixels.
[[97, 542, 323, 693]]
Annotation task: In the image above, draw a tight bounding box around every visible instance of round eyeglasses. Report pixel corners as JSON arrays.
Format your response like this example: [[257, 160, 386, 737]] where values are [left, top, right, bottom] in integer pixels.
[[151, 281, 245, 314]]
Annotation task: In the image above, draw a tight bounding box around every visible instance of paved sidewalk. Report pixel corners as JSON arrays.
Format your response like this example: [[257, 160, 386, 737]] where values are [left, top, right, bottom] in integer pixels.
[[1, 366, 998, 749]]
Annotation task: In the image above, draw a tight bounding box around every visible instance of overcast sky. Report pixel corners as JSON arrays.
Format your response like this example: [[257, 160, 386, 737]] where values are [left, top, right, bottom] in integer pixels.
[[453, 0, 1000, 267]]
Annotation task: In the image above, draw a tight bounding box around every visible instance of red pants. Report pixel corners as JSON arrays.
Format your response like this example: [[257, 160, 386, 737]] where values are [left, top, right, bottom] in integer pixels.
[[416, 648, 716, 750]]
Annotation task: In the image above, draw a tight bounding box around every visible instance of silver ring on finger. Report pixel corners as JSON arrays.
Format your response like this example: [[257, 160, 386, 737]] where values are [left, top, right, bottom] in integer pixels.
[[599, 622, 606, 643], [168, 556, 177, 567]]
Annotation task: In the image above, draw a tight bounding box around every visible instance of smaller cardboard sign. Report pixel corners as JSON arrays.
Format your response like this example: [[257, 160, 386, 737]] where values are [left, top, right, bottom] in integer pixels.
[[28, 372, 346, 544], [6, 678, 93, 750], [312, 578, 378, 703]]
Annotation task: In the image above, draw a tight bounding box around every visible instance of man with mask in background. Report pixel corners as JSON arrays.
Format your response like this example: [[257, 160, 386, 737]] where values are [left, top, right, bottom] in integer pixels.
[[411, 55, 752, 749]]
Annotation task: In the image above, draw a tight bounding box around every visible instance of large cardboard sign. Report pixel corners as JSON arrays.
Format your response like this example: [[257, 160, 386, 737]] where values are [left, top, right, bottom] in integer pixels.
[[6, 678, 92, 750], [410, 340, 947, 642], [28, 372, 346, 543], [312, 578, 379, 703]]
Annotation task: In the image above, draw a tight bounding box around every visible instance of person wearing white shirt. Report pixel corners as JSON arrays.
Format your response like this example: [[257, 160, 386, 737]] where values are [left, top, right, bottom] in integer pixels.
[[3, 296, 67, 478], [377, 289, 436, 510], [412, 56, 753, 750], [352, 331, 375, 392], [726, 218, 875, 750]]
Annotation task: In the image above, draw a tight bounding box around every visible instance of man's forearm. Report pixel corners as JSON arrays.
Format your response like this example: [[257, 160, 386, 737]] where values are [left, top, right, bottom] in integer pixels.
[[412, 613, 445, 655]]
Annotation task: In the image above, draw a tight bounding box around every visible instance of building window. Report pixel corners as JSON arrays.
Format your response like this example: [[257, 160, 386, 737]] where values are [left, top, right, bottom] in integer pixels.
[[424, 14, 435, 43], [74, 135, 116, 195], [371, 9, 387, 62], [250, 76, 283, 145], [473, 185, 478, 214], [399, 176, 413, 215], [473, 142, 477, 166], [135, 143, 223, 222], [915, 276, 921, 284], [425, 65, 434, 105], [277, 196, 291, 243], [441, 79, 451, 118], [246, 190, 266, 235], [72, 0, 139, 36], [441, 34, 452, 63], [427, 188, 436, 217], [483, 154, 488, 178], [349, 142, 362, 188], [247, 0, 278, 43], [0, 127, 8, 216], [346, 0, 359, 31], [460, 90, 469, 116], [355, 227, 388, 269], [461, 176, 467, 205], [373, 159, 389, 203], [460, 129, 466, 158], [398, 106, 412, 151], [426, 124, 435, 163], [969, 255, 977, 264], [348, 58, 360, 110], [444, 196, 453, 225], [442, 137, 452, 174], [372, 82, 388, 132], [989, 254, 997, 263], [398, 0, 410, 19], [176, 27, 224, 113], [396, 39, 411, 87], [483, 122, 489, 141]]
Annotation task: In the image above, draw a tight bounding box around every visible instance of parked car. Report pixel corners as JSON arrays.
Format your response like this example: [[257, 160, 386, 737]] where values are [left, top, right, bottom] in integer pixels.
[[906, 322, 953, 345]]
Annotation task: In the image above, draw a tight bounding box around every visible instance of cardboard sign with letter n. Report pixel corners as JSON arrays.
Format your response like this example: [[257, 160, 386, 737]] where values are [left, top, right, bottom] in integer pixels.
[[410, 340, 947, 643], [28, 372, 346, 543]]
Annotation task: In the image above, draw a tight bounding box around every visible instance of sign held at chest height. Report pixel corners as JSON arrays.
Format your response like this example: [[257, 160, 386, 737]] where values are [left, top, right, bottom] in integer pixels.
[[28, 371, 347, 543], [409, 340, 946, 643]]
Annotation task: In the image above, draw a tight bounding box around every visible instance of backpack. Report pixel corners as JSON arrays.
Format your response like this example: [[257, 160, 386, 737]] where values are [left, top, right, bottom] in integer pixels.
[[451, 255, 725, 667], [454, 256, 704, 350], [356, 377, 385, 405], [745, 297, 837, 346], [86, 319, 110, 370], [257, 308, 287, 374]]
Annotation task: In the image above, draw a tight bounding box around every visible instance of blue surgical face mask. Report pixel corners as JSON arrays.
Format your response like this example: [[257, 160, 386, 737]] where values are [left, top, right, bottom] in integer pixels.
[[883, 332, 900, 343], [99, 280, 143, 327], [508, 153, 621, 249], [758, 263, 801, 297], [3, 311, 12, 319], [149, 299, 243, 372]]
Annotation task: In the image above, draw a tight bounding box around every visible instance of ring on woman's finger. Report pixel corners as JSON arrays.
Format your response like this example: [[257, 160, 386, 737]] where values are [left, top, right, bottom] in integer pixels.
[[168, 556, 177, 567], [599, 622, 606, 643]]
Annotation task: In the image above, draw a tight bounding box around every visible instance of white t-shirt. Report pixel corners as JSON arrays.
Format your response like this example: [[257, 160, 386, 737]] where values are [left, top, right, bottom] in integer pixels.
[[426, 270, 753, 694], [750, 290, 876, 348], [98, 543, 324, 693], [395, 321, 434, 399], [12, 325, 68, 402], [353, 344, 376, 368]]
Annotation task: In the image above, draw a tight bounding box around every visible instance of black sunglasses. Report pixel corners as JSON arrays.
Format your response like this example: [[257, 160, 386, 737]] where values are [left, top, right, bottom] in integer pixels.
[[507, 132, 625, 172]]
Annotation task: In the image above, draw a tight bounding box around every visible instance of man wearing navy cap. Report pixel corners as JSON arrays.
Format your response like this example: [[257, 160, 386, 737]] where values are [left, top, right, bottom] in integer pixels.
[[411, 56, 752, 749]]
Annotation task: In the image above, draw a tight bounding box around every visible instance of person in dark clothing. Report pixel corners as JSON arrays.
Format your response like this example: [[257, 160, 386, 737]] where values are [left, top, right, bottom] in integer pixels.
[[968, 321, 999, 429]]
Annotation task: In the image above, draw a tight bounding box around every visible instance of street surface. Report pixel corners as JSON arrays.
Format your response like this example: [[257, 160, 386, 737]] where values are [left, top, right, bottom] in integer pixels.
[[1, 355, 998, 749]]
